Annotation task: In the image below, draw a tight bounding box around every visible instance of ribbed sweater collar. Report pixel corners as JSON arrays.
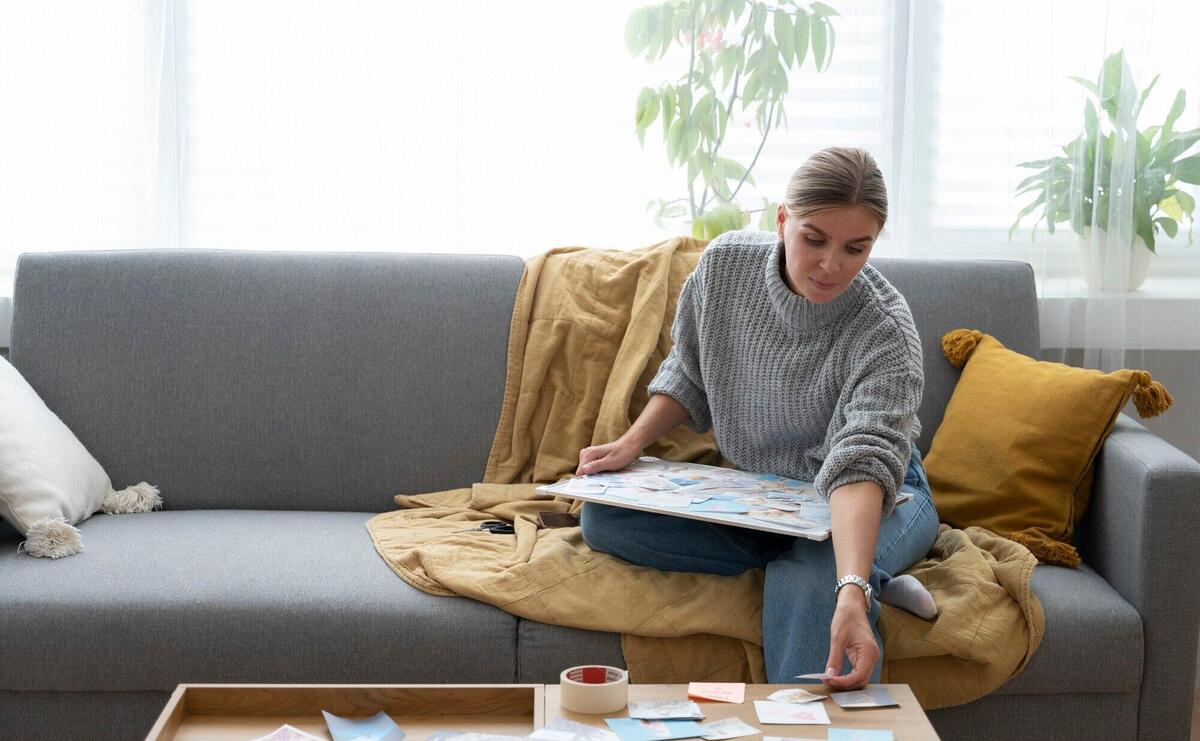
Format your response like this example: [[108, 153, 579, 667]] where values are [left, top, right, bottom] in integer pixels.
[[763, 238, 866, 333]]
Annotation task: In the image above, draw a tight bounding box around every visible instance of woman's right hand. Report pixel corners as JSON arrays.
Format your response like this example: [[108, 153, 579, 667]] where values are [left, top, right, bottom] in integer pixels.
[[576, 439, 639, 476]]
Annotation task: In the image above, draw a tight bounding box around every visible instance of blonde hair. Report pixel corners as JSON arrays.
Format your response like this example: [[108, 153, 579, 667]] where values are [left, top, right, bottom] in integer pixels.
[[783, 147, 888, 227]]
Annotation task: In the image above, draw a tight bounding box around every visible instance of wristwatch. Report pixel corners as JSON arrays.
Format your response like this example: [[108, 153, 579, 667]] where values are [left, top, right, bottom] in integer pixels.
[[834, 574, 874, 611]]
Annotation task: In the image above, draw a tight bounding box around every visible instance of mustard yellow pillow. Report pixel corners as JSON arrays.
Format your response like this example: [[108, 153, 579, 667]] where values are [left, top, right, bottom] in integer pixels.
[[925, 329, 1173, 567]]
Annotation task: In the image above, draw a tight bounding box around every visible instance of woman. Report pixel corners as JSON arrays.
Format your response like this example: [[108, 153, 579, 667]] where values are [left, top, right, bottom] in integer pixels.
[[577, 146, 939, 691]]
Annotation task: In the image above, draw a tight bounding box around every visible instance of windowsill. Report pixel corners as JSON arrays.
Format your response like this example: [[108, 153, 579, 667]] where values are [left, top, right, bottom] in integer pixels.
[[1037, 275, 1200, 350]]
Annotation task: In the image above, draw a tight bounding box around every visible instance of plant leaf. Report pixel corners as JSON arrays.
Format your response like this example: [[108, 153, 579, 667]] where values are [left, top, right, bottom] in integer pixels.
[[811, 13, 828, 71], [660, 87, 674, 140], [1137, 213, 1157, 252], [1153, 128, 1200, 168], [722, 156, 753, 187], [793, 8, 809, 67], [775, 9, 795, 67], [695, 92, 716, 140], [759, 200, 778, 230], [1084, 100, 1098, 141], [645, 6, 661, 61], [1068, 75, 1099, 98], [811, 1, 840, 17], [1013, 191, 1047, 223], [635, 86, 660, 133], [1154, 216, 1179, 239], [1152, 193, 1180, 219], [825, 17, 836, 66], [624, 8, 648, 56], [1134, 73, 1160, 118], [1164, 89, 1186, 134], [1174, 154, 1200, 184], [741, 70, 763, 108]]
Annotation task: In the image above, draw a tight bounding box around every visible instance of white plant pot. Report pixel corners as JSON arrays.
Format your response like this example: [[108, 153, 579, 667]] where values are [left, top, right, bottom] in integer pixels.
[[1078, 226, 1153, 291]]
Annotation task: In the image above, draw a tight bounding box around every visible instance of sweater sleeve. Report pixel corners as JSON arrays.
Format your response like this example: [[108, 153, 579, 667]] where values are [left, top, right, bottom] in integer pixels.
[[814, 360, 923, 516], [647, 258, 712, 433]]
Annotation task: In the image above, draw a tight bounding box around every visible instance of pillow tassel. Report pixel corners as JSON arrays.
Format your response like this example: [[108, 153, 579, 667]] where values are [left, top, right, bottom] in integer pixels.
[[101, 482, 163, 514], [1131, 372, 1173, 419], [19, 517, 83, 559], [1009, 530, 1081, 568], [941, 329, 983, 368]]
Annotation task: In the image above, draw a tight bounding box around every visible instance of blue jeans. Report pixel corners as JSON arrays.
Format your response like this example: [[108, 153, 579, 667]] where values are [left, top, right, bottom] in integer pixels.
[[580, 447, 940, 683]]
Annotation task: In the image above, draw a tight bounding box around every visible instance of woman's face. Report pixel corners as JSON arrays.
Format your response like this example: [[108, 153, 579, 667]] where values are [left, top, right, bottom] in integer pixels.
[[776, 204, 880, 304]]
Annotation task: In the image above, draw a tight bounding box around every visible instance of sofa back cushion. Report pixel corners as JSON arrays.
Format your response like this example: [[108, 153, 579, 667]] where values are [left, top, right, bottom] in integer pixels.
[[10, 250, 523, 512], [869, 258, 1040, 454]]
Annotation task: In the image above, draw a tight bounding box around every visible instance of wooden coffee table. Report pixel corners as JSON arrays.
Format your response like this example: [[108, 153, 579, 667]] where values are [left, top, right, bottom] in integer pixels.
[[545, 683, 939, 740], [146, 682, 938, 740]]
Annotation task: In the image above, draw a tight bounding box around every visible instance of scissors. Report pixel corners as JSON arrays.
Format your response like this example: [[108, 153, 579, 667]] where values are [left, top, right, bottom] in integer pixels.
[[452, 520, 516, 534]]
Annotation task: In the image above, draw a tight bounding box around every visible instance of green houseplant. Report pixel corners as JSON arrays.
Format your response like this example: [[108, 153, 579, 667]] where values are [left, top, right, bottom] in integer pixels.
[[625, 0, 840, 238], [1010, 51, 1200, 289]]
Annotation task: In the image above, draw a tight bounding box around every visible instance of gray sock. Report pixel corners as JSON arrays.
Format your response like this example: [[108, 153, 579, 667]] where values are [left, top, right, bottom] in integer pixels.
[[879, 574, 938, 619]]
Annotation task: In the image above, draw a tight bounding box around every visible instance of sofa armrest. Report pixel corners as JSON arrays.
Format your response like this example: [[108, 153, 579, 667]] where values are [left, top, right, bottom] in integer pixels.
[[1080, 413, 1200, 741]]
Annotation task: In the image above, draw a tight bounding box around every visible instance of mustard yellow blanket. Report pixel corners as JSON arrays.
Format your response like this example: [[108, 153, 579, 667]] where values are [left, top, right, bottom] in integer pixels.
[[367, 238, 1043, 709]]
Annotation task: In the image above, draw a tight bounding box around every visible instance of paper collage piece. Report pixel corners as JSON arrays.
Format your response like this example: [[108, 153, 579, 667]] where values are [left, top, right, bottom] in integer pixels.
[[765, 688, 825, 704], [752, 700, 831, 725], [627, 700, 705, 720], [249, 726, 325, 741], [686, 682, 746, 704], [530, 718, 621, 741], [322, 710, 406, 741], [603, 718, 705, 741], [830, 687, 899, 709], [696, 717, 760, 740]]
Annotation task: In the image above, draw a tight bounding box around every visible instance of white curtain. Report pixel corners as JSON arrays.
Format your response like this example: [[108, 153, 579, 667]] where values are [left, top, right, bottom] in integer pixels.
[[0, 0, 1196, 455], [886, 0, 1199, 455]]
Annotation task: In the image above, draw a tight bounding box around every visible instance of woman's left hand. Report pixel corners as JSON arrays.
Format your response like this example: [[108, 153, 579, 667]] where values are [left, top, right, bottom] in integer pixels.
[[824, 589, 878, 690]]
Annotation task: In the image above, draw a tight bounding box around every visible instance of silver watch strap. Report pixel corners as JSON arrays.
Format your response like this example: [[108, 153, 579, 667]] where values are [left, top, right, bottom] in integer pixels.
[[834, 574, 874, 610]]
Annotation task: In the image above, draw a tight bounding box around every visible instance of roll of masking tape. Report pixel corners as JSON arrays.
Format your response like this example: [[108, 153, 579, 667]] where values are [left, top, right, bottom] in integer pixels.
[[559, 665, 629, 715]]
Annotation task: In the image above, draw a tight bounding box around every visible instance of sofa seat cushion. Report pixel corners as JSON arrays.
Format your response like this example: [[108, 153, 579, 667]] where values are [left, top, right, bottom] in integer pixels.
[[516, 619, 625, 683], [512, 562, 1143, 695], [0, 510, 519, 692], [994, 562, 1141, 695]]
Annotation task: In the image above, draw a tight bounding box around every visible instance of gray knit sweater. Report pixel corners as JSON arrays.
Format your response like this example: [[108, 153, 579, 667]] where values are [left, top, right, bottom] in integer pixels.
[[647, 229, 924, 514]]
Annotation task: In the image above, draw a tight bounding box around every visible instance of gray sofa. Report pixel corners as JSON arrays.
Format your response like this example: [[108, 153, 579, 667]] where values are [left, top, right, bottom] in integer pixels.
[[1, 249, 1197, 741]]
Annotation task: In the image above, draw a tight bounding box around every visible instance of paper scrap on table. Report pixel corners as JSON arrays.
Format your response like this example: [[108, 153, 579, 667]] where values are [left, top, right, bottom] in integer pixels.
[[765, 688, 825, 704], [627, 699, 705, 720], [530, 718, 620, 741], [752, 700, 831, 725], [322, 710, 405, 741], [604, 718, 705, 741], [827, 729, 895, 740], [248, 725, 324, 741], [687, 682, 746, 704], [696, 716, 760, 740], [830, 687, 898, 709]]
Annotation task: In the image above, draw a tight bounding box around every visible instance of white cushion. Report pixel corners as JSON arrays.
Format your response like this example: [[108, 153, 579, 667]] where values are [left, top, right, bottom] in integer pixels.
[[0, 355, 112, 535]]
